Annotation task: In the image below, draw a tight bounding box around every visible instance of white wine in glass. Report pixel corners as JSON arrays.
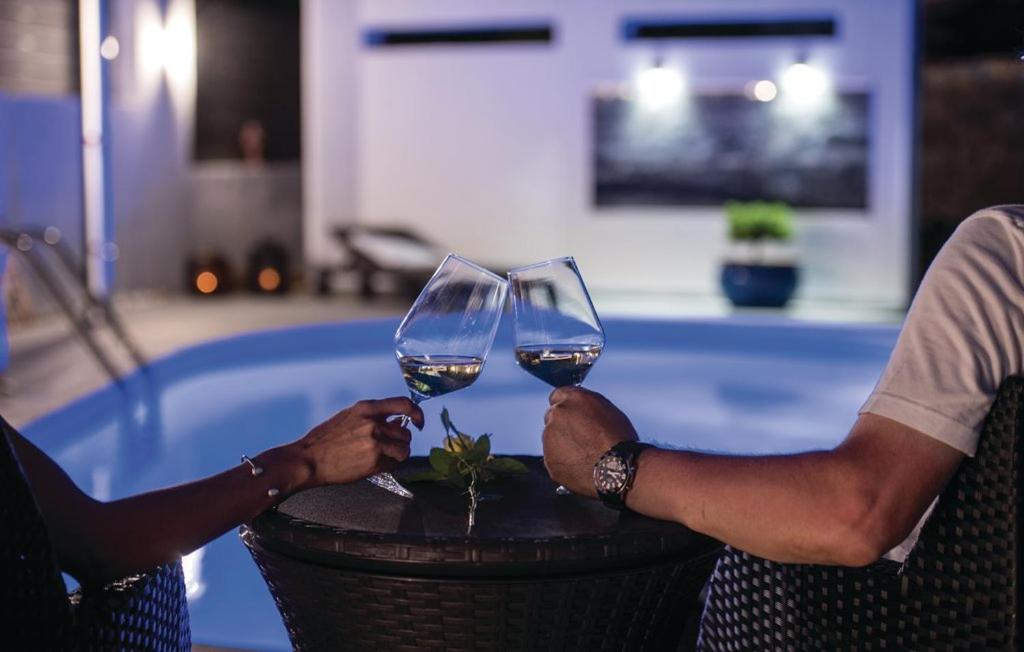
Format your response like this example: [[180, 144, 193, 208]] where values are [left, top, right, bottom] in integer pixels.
[[366, 254, 508, 497], [508, 257, 605, 494]]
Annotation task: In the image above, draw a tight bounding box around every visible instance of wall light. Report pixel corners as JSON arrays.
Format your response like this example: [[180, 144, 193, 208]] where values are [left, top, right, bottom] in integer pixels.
[[137, 3, 195, 83], [781, 61, 829, 104], [163, 7, 195, 85], [636, 60, 684, 110], [100, 35, 120, 60], [749, 79, 778, 102], [138, 11, 166, 78]]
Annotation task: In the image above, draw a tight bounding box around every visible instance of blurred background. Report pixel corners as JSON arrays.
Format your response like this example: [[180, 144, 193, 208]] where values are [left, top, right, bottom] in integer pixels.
[[0, 0, 1021, 423]]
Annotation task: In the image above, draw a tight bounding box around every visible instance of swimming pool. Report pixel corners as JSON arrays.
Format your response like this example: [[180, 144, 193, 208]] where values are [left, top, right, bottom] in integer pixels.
[[23, 317, 898, 650]]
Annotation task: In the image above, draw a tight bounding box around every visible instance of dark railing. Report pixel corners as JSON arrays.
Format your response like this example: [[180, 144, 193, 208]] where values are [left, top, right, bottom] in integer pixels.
[[0, 227, 146, 383]]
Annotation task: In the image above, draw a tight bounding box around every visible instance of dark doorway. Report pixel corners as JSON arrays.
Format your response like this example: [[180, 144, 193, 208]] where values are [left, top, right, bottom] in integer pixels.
[[194, 0, 301, 162]]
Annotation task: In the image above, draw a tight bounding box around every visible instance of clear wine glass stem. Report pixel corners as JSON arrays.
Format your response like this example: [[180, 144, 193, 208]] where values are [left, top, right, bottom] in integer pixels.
[[366, 394, 422, 498], [396, 392, 422, 428]]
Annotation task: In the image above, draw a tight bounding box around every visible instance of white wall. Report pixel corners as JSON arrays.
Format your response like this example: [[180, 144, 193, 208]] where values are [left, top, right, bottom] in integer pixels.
[[108, 0, 195, 291], [304, 0, 916, 306], [302, 0, 358, 270]]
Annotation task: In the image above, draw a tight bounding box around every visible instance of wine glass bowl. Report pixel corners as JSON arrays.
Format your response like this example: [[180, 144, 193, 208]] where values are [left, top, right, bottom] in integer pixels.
[[508, 257, 605, 495], [367, 254, 508, 498], [399, 356, 484, 403], [394, 254, 508, 401], [509, 257, 605, 389]]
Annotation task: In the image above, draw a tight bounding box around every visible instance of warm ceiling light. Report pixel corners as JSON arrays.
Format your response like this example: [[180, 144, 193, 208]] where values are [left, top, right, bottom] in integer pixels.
[[195, 271, 219, 294], [257, 267, 282, 292]]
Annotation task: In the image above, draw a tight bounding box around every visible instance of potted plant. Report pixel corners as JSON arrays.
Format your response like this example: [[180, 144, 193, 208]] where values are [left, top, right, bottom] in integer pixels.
[[720, 201, 800, 308]]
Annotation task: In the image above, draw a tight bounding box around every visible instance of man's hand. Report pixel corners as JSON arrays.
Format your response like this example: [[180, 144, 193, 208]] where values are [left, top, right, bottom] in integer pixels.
[[291, 397, 425, 488], [542, 387, 639, 497]]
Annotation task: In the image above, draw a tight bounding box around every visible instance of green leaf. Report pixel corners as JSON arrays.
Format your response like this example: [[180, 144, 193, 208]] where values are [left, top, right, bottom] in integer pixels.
[[429, 447, 456, 474], [485, 456, 529, 475], [473, 434, 491, 458], [725, 200, 793, 242], [463, 434, 491, 467], [403, 470, 444, 483]]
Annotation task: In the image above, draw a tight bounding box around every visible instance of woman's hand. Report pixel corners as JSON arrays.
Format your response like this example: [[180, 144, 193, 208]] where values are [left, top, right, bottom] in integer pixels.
[[288, 397, 425, 489]]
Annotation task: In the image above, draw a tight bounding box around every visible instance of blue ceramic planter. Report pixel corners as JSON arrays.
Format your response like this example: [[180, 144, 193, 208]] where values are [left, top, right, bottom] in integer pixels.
[[721, 263, 799, 308]]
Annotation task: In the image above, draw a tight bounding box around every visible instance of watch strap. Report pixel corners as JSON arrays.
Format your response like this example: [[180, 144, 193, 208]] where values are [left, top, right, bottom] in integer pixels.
[[596, 441, 652, 511]]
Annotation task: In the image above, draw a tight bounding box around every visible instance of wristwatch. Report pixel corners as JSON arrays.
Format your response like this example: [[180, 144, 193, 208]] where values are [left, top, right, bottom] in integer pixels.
[[594, 441, 652, 511]]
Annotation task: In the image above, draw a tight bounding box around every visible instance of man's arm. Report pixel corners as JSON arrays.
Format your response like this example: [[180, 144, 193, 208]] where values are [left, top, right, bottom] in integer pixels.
[[10, 397, 423, 585], [543, 388, 963, 566]]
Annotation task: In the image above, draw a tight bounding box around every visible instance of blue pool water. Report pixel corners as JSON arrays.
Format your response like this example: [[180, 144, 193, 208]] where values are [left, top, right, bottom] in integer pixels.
[[24, 317, 898, 650]]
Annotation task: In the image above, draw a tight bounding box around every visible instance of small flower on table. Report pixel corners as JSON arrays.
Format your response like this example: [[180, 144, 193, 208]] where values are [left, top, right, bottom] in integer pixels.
[[404, 408, 528, 532]]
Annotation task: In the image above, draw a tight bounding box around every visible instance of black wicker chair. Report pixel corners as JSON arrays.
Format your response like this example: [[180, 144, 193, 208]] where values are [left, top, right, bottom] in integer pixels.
[[699, 376, 1023, 651], [0, 419, 191, 651]]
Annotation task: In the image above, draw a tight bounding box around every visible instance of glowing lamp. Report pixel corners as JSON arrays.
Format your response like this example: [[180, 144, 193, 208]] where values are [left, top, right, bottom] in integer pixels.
[[257, 268, 282, 292], [636, 61, 684, 109], [137, 4, 195, 84], [750, 79, 778, 102], [246, 241, 290, 295], [195, 271, 218, 294], [186, 253, 231, 296], [781, 62, 829, 104]]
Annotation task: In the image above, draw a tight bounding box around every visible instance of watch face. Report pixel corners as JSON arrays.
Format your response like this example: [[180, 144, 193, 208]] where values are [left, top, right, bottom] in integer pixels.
[[595, 453, 629, 494]]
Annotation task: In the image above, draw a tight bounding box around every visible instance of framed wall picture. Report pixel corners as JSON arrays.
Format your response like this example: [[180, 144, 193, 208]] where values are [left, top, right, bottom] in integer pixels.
[[593, 91, 871, 209]]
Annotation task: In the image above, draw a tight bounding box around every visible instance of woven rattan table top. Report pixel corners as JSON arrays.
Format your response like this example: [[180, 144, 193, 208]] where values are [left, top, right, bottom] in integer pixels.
[[246, 456, 720, 578]]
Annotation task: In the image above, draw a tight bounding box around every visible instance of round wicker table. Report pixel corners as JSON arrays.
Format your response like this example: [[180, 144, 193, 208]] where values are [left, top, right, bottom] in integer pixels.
[[241, 456, 722, 651]]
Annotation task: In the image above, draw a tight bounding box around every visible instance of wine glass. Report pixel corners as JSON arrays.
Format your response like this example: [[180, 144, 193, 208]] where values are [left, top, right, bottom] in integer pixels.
[[366, 254, 508, 497], [508, 257, 604, 495]]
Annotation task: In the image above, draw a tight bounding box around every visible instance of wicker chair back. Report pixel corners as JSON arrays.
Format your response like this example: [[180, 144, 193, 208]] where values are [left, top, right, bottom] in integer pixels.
[[699, 376, 1023, 651], [0, 420, 191, 651]]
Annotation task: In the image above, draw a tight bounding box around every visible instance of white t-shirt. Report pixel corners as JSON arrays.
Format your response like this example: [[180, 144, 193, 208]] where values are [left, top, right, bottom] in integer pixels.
[[860, 205, 1024, 561]]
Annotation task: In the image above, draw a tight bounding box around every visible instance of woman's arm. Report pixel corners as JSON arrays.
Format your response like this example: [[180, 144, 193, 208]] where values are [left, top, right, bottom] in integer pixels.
[[10, 397, 423, 585]]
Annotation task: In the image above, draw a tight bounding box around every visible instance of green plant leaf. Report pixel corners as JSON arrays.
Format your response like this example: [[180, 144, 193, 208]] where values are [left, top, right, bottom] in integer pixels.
[[485, 456, 529, 475], [725, 200, 793, 242], [403, 470, 444, 483], [474, 434, 491, 458], [463, 434, 491, 466], [429, 447, 455, 474]]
